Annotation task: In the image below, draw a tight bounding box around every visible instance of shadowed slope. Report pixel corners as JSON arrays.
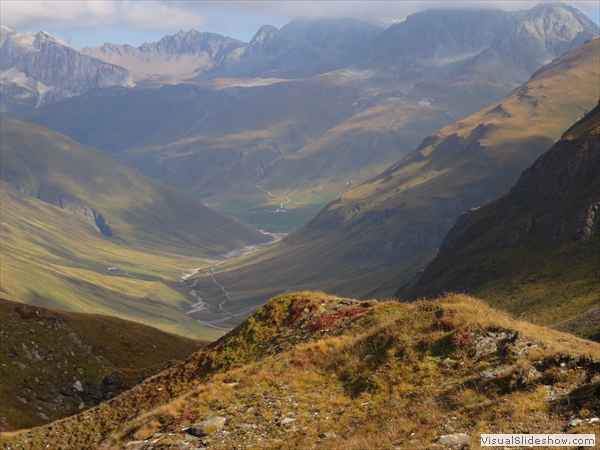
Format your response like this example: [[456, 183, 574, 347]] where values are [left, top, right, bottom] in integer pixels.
[[0, 114, 268, 255], [0, 298, 205, 431], [396, 102, 600, 339]]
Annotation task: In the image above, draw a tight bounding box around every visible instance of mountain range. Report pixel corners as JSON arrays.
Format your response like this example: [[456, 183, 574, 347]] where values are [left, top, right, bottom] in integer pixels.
[[14, 3, 599, 233], [1, 3, 599, 442]]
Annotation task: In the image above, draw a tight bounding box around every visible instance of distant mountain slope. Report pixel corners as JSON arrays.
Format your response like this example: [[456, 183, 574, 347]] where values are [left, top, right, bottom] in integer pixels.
[[0, 179, 222, 340], [0, 298, 204, 431], [367, 3, 598, 83], [82, 18, 384, 84], [0, 117, 268, 339], [218, 18, 384, 80], [0, 114, 268, 255], [3, 292, 599, 448], [0, 27, 134, 113], [187, 38, 599, 326], [82, 30, 246, 84], [396, 102, 599, 339]]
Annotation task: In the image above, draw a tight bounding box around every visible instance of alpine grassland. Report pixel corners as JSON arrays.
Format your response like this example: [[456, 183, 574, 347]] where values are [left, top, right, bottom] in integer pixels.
[[2, 292, 599, 449]]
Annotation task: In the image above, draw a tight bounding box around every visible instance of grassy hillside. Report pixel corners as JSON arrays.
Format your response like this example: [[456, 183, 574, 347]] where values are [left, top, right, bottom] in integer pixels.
[[2, 292, 599, 448], [0, 114, 268, 255], [0, 180, 223, 340], [396, 102, 600, 339], [20, 66, 520, 232], [0, 298, 204, 431], [187, 38, 600, 326]]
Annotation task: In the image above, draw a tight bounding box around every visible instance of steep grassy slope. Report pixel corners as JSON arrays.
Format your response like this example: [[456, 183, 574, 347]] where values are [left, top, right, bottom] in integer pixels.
[[0, 115, 268, 255], [396, 102, 600, 339], [0, 298, 205, 431], [190, 38, 599, 322], [0, 180, 223, 340], [0, 117, 269, 339], [2, 293, 599, 448]]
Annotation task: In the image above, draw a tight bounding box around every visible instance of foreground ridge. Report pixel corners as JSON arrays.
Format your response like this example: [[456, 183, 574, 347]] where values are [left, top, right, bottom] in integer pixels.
[[2, 292, 599, 449]]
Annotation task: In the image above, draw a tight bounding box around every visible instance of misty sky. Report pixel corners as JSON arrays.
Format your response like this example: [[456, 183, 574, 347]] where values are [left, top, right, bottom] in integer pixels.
[[1, 1, 599, 49]]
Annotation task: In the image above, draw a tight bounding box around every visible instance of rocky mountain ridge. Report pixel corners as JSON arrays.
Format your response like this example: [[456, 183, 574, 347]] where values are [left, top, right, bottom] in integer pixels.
[[366, 3, 598, 85], [82, 30, 246, 84], [81, 18, 385, 84], [0, 26, 134, 113]]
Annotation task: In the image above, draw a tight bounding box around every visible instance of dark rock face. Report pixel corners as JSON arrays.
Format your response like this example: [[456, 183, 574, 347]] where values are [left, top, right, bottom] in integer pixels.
[[60, 199, 113, 237], [396, 101, 600, 301], [1, 27, 134, 109]]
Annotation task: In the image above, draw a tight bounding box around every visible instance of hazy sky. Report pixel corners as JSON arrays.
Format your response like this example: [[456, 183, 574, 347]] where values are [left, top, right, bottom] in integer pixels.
[[2, 1, 599, 49]]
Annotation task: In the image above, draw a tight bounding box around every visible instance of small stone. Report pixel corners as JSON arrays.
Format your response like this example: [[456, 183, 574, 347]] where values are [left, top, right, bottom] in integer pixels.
[[79, 402, 85, 410], [187, 416, 227, 437], [279, 417, 296, 426], [443, 424, 455, 434], [568, 418, 583, 428], [438, 433, 473, 446], [362, 354, 376, 363], [408, 439, 420, 445], [588, 417, 599, 424], [319, 432, 337, 439], [37, 413, 49, 420], [480, 365, 515, 379], [72, 380, 83, 392]]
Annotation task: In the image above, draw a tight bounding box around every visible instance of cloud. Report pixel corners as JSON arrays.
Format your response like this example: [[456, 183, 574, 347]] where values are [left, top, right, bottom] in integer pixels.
[[1, 1, 206, 32]]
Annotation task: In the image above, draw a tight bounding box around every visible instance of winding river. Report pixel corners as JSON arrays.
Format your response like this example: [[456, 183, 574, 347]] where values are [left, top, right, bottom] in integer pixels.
[[181, 231, 283, 330]]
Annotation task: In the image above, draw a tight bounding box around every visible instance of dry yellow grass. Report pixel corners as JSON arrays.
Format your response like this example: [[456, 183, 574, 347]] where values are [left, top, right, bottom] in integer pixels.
[[3, 292, 598, 449]]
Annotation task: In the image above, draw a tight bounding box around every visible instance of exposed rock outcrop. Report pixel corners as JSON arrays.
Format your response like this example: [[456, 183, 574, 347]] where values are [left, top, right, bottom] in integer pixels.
[[1, 27, 134, 110]]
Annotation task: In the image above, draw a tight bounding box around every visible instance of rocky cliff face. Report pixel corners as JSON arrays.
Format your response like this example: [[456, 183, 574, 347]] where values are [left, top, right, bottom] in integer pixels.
[[396, 102, 599, 338], [82, 30, 246, 83], [0, 27, 134, 110]]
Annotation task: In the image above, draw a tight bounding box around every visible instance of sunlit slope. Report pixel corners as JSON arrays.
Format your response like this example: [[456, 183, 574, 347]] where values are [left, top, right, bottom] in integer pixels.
[[0, 298, 204, 431], [0, 114, 268, 255], [396, 102, 600, 339], [192, 38, 600, 315], [3, 293, 599, 448], [0, 181, 222, 341]]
